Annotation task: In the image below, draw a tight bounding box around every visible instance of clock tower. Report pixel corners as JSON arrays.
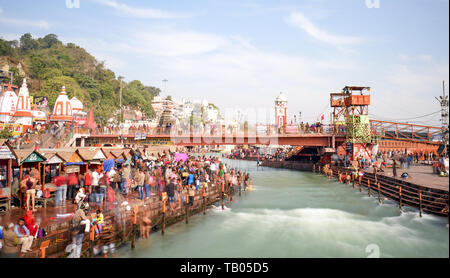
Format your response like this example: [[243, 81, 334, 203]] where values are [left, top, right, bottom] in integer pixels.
[[275, 92, 287, 128]]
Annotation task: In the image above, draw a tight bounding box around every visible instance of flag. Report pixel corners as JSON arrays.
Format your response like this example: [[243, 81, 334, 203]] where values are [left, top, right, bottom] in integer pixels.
[[321, 114, 325, 121]]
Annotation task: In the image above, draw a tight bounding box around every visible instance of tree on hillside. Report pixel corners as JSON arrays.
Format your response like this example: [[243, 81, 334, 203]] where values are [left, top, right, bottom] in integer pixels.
[[0, 39, 16, 56], [19, 33, 39, 54], [38, 34, 61, 49]]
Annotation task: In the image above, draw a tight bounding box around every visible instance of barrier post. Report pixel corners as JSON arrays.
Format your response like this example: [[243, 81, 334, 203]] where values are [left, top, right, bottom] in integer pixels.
[[377, 183, 382, 204], [221, 180, 225, 210], [39, 240, 50, 258], [418, 190, 423, 217], [161, 194, 167, 235], [368, 179, 371, 197], [185, 193, 189, 224], [202, 187, 206, 215], [131, 206, 137, 249]]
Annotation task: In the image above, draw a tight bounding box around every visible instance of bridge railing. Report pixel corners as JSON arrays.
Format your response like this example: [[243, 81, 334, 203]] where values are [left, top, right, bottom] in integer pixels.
[[370, 120, 442, 144], [78, 124, 347, 137]]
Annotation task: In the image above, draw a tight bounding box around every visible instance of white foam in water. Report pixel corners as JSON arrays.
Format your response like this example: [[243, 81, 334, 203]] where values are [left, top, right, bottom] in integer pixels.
[[210, 204, 232, 212]]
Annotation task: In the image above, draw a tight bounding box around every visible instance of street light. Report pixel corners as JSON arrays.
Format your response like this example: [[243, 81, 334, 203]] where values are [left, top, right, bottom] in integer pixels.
[[162, 79, 168, 95]]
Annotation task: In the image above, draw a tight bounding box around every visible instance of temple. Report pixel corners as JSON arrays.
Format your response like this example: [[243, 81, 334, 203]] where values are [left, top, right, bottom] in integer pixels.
[[50, 86, 73, 123]]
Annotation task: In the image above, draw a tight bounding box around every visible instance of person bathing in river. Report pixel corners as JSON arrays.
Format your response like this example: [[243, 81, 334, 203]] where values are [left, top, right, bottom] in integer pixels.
[[166, 176, 177, 214], [140, 208, 152, 239]]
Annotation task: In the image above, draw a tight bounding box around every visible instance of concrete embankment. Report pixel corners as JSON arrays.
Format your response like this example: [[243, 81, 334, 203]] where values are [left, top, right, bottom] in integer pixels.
[[260, 160, 314, 171]]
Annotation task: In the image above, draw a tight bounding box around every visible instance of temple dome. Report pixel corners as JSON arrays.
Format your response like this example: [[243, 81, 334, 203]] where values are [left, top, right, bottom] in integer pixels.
[[276, 92, 287, 103], [0, 85, 18, 123], [51, 86, 73, 121], [16, 78, 31, 111], [70, 96, 83, 112], [14, 78, 32, 118]]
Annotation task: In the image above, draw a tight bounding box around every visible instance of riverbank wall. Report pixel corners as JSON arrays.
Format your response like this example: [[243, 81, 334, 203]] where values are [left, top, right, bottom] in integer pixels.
[[260, 160, 313, 171], [314, 164, 449, 217]]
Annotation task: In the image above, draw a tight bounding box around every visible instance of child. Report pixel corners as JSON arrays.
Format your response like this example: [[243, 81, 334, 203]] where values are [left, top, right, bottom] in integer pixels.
[[91, 210, 104, 235]]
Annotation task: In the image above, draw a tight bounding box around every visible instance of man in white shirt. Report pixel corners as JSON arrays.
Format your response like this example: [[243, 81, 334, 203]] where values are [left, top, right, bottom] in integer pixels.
[[108, 168, 116, 180], [90, 170, 104, 203]]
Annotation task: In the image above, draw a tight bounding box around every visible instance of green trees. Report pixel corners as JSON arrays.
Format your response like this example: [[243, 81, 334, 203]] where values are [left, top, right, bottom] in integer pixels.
[[19, 33, 39, 54], [0, 39, 17, 56], [1, 33, 159, 124]]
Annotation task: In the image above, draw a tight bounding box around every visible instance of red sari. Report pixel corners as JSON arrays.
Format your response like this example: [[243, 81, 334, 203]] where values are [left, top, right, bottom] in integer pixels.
[[24, 210, 38, 237]]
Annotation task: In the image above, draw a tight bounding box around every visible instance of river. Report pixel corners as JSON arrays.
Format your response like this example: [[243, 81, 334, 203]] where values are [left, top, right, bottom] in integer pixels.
[[117, 158, 449, 258]]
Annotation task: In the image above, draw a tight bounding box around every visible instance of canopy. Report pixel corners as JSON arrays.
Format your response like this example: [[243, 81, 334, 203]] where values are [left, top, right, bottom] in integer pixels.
[[116, 159, 125, 164], [103, 159, 115, 172]]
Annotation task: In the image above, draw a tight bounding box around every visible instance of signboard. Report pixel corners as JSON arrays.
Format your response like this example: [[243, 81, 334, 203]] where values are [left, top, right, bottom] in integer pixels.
[[0, 145, 15, 159], [85, 138, 100, 145], [66, 165, 80, 173], [141, 138, 173, 146], [32, 96, 48, 108], [23, 151, 45, 163], [134, 133, 147, 140], [0, 123, 23, 136]]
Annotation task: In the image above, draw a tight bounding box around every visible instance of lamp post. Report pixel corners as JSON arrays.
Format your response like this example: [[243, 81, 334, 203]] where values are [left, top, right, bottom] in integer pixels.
[[162, 79, 168, 94]]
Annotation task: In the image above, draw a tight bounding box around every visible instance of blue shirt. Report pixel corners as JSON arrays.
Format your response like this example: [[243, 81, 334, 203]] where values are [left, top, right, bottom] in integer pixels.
[[14, 224, 30, 238], [187, 174, 194, 185]]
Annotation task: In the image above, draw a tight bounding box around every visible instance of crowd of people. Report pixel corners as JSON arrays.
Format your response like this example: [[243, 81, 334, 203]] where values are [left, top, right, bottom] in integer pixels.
[[1, 151, 254, 258]]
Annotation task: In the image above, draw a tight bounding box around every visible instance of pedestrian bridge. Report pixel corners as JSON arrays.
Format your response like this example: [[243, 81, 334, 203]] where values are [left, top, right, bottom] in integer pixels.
[[78, 133, 346, 147]]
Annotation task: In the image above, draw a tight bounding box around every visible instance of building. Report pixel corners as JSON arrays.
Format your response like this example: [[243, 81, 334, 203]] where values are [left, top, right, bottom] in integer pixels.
[[50, 86, 73, 123], [0, 85, 18, 123], [275, 92, 287, 127], [13, 79, 33, 128], [70, 97, 87, 126]]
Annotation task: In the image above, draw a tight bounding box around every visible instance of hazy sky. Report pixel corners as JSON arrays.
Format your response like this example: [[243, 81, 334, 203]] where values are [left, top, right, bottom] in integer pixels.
[[0, 0, 448, 125]]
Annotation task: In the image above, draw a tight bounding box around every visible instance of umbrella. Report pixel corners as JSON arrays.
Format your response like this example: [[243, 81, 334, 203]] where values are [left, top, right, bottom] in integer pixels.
[[175, 153, 189, 163]]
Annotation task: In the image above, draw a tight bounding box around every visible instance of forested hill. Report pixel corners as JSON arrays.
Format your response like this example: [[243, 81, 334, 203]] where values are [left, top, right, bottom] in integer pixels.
[[0, 33, 160, 123]]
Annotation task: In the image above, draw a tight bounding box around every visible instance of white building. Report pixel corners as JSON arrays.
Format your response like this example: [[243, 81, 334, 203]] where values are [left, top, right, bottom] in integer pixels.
[[0, 85, 18, 123]]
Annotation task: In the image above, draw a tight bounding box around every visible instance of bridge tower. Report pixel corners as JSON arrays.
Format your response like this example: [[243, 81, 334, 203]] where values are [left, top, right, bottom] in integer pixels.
[[330, 86, 372, 160], [275, 92, 287, 129]]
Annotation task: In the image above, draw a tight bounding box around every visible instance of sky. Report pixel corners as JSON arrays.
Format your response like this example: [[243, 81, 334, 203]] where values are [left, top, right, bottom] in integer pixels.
[[0, 0, 448, 126]]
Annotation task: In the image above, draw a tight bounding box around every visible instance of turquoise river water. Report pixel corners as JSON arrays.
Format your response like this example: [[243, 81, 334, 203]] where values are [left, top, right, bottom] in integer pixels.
[[118, 158, 449, 258]]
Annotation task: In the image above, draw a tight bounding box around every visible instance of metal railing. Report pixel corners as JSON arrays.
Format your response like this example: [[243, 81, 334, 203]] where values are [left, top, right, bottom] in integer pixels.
[[370, 120, 442, 144]]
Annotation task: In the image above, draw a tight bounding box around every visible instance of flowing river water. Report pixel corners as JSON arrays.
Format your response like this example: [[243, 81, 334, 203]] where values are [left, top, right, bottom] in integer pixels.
[[118, 158, 449, 258]]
